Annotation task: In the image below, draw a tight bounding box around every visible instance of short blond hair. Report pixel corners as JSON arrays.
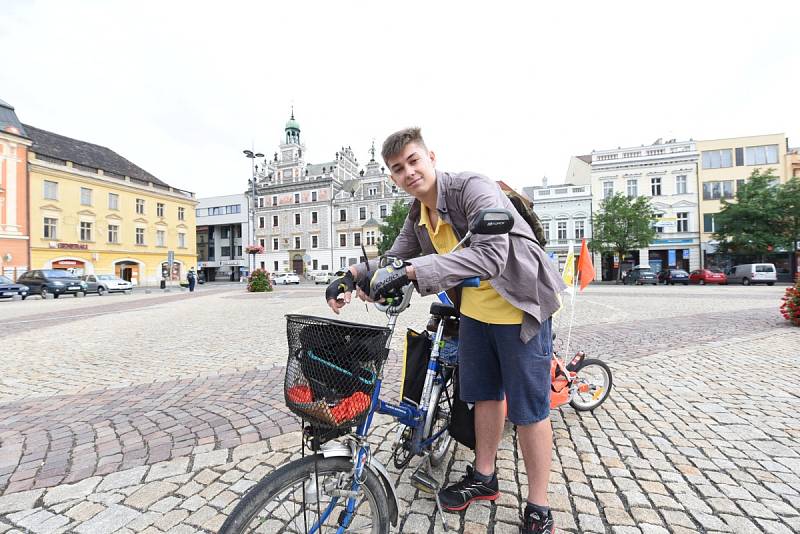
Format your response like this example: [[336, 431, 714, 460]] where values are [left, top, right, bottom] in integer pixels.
[[381, 127, 427, 164]]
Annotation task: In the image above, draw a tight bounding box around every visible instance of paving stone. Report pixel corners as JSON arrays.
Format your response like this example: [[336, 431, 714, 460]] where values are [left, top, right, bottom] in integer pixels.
[[124, 481, 178, 509], [43, 476, 101, 505], [96, 466, 148, 492], [74, 504, 140, 534], [193, 450, 228, 470], [65, 501, 105, 522], [153, 508, 189, 531], [144, 458, 189, 482], [0, 489, 43, 514]]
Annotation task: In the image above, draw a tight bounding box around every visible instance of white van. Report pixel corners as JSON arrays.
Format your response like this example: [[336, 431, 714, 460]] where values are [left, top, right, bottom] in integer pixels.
[[726, 263, 777, 286]]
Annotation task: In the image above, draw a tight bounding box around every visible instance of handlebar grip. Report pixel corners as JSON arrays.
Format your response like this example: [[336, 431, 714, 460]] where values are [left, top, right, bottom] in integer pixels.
[[459, 276, 480, 288]]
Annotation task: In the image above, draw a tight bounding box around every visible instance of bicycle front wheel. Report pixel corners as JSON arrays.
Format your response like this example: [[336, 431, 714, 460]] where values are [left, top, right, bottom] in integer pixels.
[[426, 370, 455, 467], [219, 455, 390, 534]]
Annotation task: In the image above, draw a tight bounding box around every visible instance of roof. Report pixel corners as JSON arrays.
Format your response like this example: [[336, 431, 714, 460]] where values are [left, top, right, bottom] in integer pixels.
[[363, 216, 381, 227], [22, 124, 170, 188], [305, 161, 337, 176], [0, 99, 27, 137], [576, 154, 592, 164]]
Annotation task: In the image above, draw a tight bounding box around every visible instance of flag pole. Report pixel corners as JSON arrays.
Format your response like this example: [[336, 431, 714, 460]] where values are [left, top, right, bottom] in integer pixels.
[[563, 246, 579, 361]]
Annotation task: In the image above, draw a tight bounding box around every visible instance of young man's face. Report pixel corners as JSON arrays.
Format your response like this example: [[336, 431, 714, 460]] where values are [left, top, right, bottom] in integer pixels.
[[386, 142, 437, 199]]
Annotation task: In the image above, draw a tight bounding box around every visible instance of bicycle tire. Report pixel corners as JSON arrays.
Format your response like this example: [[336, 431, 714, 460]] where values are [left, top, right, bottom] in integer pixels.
[[219, 455, 390, 534], [569, 358, 613, 412], [425, 371, 455, 467]]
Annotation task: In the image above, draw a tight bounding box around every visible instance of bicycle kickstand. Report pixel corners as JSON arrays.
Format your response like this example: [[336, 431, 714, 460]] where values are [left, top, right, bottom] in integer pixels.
[[410, 463, 449, 532]]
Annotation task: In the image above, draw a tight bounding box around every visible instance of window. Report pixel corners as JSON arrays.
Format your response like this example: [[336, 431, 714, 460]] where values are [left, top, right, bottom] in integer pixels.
[[259, 238, 266, 248], [235, 225, 242, 238], [701, 149, 733, 169], [557, 222, 567, 240], [178, 207, 185, 221], [135, 227, 144, 245], [272, 215, 278, 227], [157, 203, 164, 217], [221, 227, 230, 239], [258, 197, 264, 208], [295, 213, 301, 225], [340, 257, 347, 269], [272, 195, 277, 206], [626, 179, 638, 197], [737, 178, 746, 191], [312, 235, 319, 248], [221, 246, 231, 257], [380, 205, 387, 218], [354, 232, 361, 246], [702, 181, 734, 200], [675, 175, 687, 195], [311, 211, 318, 224], [136, 198, 145, 214], [651, 177, 662, 196], [236, 245, 242, 257], [156, 230, 165, 246], [108, 224, 118, 243], [574, 220, 585, 239], [653, 213, 664, 233], [273, 261, 279, 271], [542, 222, 551, 240], [272, 238, 279, 251], [43, 217, 57, 239], [366, 231, 376, 245], [294, 193, 300, 204], [311, 191, 317, 202], [80, 187, 92, 206], [259, 216, 266, 229], [80, 222, 93, 241], [676, 212, 688, 232], [359, 207, 366, 220], [368, 187, 377, 196], [339, 209, 347, 222], [339, 233, 347, 247], [703, 213, 716, 233], [43, 180, 58, 200], [603, 181, 613, 199], [745, 144, 779, 165], [294, 236, 301, 249], [108, 193, 119, 210]]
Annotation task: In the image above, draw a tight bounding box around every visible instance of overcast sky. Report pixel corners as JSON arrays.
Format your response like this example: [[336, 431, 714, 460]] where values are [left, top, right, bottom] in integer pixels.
[[2, 1, 798, 198]]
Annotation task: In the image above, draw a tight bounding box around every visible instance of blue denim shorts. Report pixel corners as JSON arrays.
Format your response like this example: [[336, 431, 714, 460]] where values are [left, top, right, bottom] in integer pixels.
[[458, 316, 552, 426]]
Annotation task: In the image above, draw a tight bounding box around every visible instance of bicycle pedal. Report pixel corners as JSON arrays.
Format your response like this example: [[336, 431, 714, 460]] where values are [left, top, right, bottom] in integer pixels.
[[410, 470, 438, 494]]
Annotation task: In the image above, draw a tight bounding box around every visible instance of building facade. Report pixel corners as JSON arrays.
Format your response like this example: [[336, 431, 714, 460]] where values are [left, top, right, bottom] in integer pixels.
[[591, 139, 700, 280], [0, 100, 32, 279], [25, 124, 197, 285], [248, 114, 410, 275], [524, 180, 593, 272], [696, 133, 789, 276], [195, 194, 250, 281]]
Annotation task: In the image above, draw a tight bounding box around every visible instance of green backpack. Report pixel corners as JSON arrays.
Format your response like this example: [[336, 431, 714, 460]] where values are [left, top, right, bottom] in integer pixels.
[[505, 193, 547, 249]]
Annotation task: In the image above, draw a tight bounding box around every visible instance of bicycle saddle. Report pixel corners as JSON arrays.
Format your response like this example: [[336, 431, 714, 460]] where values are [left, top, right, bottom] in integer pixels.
[[429, 302, 457, 318]]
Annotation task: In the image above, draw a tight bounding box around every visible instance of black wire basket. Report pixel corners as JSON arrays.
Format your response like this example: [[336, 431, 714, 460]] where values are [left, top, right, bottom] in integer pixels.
[[284, 314, 391, 430]]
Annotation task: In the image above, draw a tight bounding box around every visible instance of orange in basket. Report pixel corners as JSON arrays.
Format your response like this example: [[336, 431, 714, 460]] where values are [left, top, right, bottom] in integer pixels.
[[287, 384, 314, 404], [330, 392, 371, 424]]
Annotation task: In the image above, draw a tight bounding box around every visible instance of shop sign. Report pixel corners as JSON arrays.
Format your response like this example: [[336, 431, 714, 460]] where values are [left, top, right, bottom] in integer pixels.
[[57, 243, 88, 250], [668, 249, 676, 266], [682, 249, 690, 259], [220, 260, 244, 266]]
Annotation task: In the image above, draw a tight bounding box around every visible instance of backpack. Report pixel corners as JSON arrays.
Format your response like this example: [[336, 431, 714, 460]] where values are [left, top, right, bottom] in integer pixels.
[[505, 192, 547, 248]]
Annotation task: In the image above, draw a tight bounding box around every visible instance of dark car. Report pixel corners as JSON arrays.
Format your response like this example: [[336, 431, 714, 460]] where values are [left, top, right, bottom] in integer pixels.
[[657, 269, 690, 285], [623, 266, 658, 285], [16, 269, 88, 298], [0, 275, 29, 300]]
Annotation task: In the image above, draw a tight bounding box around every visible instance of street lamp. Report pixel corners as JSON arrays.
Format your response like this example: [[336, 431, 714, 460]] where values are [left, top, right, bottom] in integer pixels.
[[244, 149, 264, 275]]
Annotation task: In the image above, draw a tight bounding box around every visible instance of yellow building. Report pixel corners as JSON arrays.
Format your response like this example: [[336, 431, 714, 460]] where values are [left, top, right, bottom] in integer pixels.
[[24, 124, 197, 285], [696, 133, 789, 272]]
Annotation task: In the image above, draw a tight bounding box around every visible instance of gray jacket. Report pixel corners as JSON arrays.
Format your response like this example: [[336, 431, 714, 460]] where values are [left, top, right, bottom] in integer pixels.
[[356, 170, 566, 343]]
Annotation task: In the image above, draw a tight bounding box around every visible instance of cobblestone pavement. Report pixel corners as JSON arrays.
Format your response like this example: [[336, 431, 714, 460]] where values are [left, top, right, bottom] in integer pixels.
[[1, 284, 798, 533]]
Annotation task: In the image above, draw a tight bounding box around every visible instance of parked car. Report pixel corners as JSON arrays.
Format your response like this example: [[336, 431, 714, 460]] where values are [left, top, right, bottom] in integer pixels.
[[622, 266, 658, 285], [16, 269, 88, 298], [726, 263, 777, 286], [81, 274, 134, 295], [0, 275, 29, 300], [689, 269, 727, 285], [275, 272, 301, 285], [657, 269, 690, 285], [313, 272, 336, 284]]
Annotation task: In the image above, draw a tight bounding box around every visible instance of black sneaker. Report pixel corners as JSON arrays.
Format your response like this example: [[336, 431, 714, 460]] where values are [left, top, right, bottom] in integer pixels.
[[522, 507, 555, 534], [438, 466, 499, 511]]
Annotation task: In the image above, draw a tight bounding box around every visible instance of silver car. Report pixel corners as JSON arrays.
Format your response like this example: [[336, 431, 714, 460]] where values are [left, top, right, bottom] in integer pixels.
[[81, 274, 134, 295]]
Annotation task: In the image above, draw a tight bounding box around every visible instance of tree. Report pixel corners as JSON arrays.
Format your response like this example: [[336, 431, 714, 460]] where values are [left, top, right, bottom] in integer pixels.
[[776, 176, 800, 254], [590, 193, 657, 282], [713, 169, 783, 259], [377, 200, 411, 255]]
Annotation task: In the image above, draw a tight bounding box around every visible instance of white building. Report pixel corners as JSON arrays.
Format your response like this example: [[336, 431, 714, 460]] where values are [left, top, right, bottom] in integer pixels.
[[591, 138, 700, 280], [195, 194, 251, 281], [248, 113, 411, 275]]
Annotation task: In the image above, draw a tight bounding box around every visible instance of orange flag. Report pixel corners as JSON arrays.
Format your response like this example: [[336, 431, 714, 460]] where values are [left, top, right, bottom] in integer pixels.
[[577, 239, 595, 291]]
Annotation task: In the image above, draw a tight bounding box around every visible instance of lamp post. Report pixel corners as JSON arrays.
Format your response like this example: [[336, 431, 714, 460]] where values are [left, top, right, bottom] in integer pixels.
[[244, 149, 265, 274]]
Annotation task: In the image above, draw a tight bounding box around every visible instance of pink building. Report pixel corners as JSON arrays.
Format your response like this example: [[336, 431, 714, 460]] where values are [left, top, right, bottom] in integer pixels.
[[0, 99, 32, 279]]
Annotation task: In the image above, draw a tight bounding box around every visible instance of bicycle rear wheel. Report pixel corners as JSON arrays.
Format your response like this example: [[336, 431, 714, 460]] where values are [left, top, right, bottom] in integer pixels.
[[569, 358, 613, 412], [219, 455, 390, 534]]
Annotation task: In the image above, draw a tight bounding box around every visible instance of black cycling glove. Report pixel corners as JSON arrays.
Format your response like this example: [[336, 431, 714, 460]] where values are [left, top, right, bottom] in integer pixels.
[[325, 270, 356, 302]]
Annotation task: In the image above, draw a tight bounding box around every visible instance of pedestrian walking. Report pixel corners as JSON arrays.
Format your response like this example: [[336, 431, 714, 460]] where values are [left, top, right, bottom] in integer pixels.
[[326, 128, 566, 533], [187, 268, 197, 292]]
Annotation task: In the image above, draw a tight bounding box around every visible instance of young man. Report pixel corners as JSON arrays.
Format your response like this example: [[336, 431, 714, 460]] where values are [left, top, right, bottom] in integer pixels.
[[326, 128, 565, 534]]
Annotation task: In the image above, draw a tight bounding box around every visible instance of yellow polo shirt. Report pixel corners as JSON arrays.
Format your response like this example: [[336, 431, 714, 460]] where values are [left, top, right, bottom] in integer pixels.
[[419, 206, 523, 325]]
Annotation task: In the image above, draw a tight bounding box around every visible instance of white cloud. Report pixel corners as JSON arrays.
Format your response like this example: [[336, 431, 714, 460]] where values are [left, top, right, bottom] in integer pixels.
[[1, 0, 797, 197]]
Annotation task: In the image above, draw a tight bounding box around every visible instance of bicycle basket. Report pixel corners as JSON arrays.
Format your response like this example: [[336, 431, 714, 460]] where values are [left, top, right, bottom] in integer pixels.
[[285, 314, 391, 429]]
